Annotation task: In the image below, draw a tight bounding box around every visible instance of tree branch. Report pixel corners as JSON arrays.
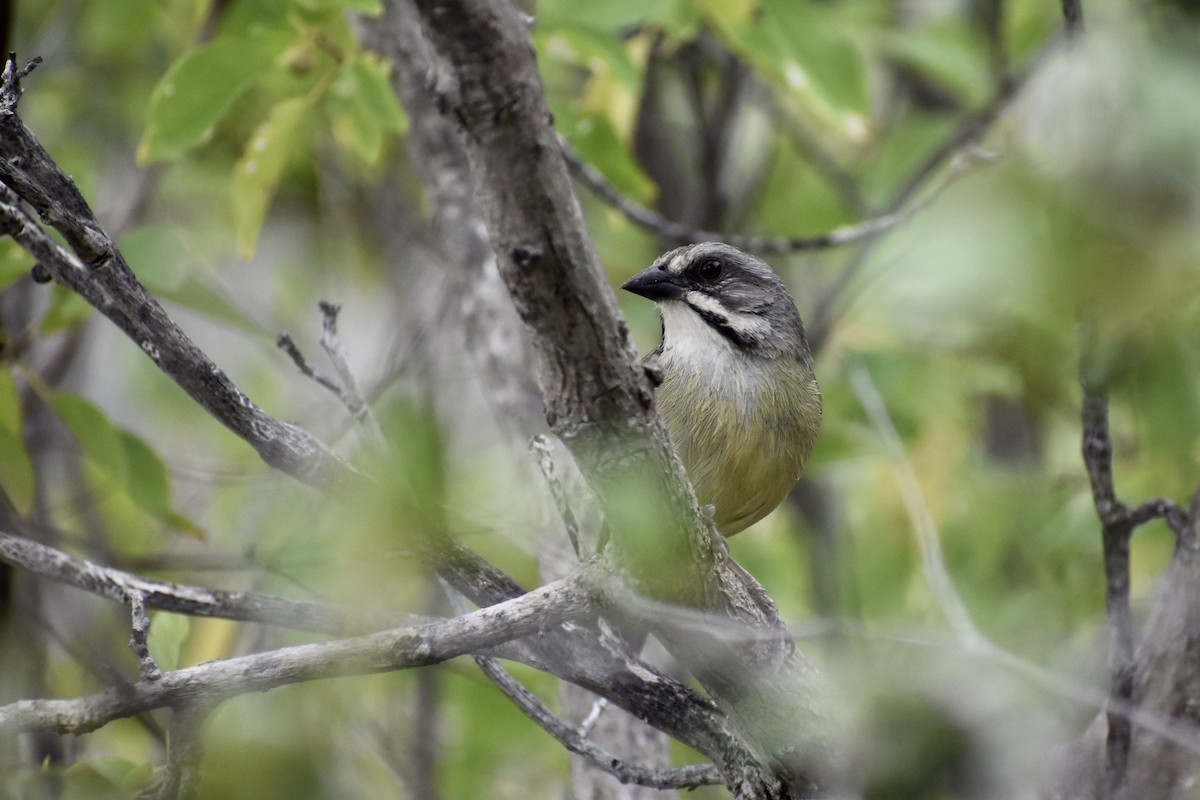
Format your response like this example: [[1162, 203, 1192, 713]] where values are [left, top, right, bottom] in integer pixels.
[[562, 136, 918, 255], [0, 57, 359, 493], [443, 579, 721, 790], [473, 651, 722, 790], [0, 41, 757, 790], [409, 0, 832, 793], [0, 529, 365, 634], [0, 571, 593, 737]]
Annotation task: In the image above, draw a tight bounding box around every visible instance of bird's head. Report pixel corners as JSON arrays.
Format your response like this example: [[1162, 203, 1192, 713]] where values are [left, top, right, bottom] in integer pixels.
[[622, 242, 809, 360]]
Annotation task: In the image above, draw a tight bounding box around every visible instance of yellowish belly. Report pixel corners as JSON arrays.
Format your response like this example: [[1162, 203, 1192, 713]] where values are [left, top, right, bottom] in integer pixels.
[[657, 364, 821, 535]]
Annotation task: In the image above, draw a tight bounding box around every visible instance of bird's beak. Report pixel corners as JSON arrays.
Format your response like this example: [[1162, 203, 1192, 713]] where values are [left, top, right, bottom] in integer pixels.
[[621, 266, 684, 301]]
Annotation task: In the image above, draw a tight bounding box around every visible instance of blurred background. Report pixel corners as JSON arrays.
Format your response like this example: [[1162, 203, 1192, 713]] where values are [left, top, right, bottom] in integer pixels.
[[3, 0, 1200, 797]]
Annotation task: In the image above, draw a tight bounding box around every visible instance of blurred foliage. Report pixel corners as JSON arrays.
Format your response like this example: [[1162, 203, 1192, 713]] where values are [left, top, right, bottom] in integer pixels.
[[2, 0, 1200, 797]]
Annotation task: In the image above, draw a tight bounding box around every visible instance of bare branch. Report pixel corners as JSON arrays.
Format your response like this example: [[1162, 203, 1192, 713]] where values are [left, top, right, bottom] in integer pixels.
[[562, 136, 924, 255], [148, 705, 210, 800], [0, 571, 593, 737], [1080, 376, 1135, 796], [128, 590, 162, 682], [411, 0, 834, 792], [277, 331, 348, 401], [0, 58, 359, 493], [1077, 356, 1193, 796], [0, 529, 366, 634]]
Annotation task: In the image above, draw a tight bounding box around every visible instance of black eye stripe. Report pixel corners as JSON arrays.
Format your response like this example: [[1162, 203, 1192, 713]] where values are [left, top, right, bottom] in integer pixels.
[[684, 300, 755, 351]]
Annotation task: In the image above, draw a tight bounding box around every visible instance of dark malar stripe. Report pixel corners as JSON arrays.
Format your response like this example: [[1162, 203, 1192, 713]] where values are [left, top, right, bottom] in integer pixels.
[[686, 300, 757, 351]]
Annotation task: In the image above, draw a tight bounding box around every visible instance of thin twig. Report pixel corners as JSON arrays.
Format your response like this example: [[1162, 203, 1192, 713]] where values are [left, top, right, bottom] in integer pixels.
[[318, 300, 385, 442], [0, 528, 369, 634], [277, 332, 348, 399], [474, 653, 721, 789], [576, 697, 608, 738], [128, 590, 162, 682], [530, 434, 583, 557], [561, 135, 934, 255], [806, 36, 1061, 351], [1080, 378, 1134, 797], [771, 97, 871, 218]]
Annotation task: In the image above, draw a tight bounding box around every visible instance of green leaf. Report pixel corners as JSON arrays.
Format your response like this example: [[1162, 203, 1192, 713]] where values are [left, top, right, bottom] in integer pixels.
[[563, 111, 655, 204], [50, 393, 203, 536], [539, 0, 676, 32], [120, 226, 262, 335], [117, 430, 171, 518], [63, 757, 154, 797], [705, 0, 869, 136], [51, 393, 129, 488], [0, 239, 30, 291], [40, 286, 93, 334], [543, 25, 642, 92], [325, 54, 407, 164], [0, 370, 34, 516], [139, 30, 294, 162], [875, 24, 991, 107], [343, 0, 383, 11], [148, 611, 191, 672], [232, 94, 313, 258]]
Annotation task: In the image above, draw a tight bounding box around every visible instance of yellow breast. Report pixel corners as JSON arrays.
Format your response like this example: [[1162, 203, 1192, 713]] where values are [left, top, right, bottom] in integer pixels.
[[655, 358, 821, 535]]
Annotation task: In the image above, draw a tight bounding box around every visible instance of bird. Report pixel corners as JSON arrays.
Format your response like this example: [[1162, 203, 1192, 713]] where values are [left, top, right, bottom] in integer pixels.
[[622, 242, 822, 535]]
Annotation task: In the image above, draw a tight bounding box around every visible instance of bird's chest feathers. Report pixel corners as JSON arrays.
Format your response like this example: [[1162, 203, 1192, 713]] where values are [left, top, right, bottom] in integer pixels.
[[652, 300, 818, 465]]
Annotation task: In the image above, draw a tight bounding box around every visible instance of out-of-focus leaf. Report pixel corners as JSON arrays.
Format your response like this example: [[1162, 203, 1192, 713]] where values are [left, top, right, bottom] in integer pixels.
[[650, 0, 704, 44], [40, 287, 93, 334], [138, 30, 294, 162], [222, 0, 291, 32], [50, 393, 203, 536], [0, 239, 29, 291], [340, 0, 383, 12], [0, 370, 34, 515], [233, 94, 313, 258], [291, 0, 381, 23], [875, 24, 991, 106], [543, 25, 642, 92], [51, 393, 129, 488], [148, 611, 191, 672], [538, 0, 676, 32], [120, 225, 262, 335], [704, 0, 869, 137], [62, 758, 153, 798], [325, 54, 407, 165], [563, 111, 656, 204], [119, 430, 205, 537]]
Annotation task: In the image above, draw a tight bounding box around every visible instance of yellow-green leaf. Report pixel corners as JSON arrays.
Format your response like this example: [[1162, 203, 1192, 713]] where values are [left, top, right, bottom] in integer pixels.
[[51, 393, 129, 488], [233, 94, 313, 258], [0, 239, 29, 291], [326, 54, 407, 165], [148, 611, 191, 672], [0, 370, 33, 516], [139, 30, 294, 163], [50, 393, 203, 537]]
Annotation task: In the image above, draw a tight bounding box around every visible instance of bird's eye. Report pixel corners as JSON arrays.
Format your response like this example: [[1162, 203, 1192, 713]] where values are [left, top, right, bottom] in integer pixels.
[[697, 259, 722, 281]]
